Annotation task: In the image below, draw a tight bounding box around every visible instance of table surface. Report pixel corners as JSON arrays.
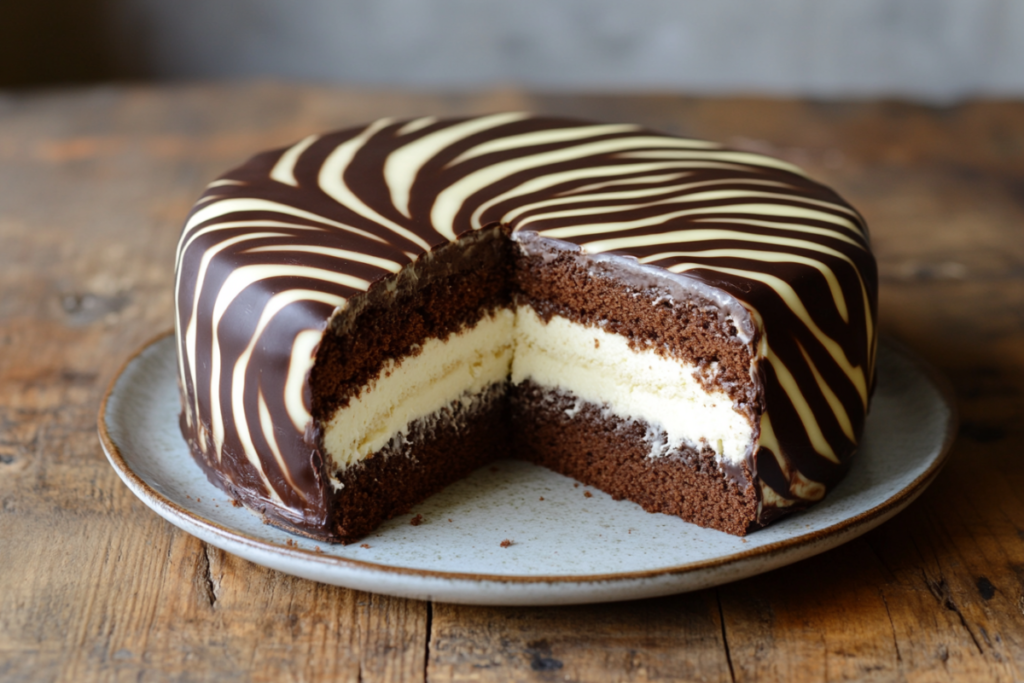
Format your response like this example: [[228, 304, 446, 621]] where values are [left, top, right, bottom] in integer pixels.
[[1, 85, 1022, 683]]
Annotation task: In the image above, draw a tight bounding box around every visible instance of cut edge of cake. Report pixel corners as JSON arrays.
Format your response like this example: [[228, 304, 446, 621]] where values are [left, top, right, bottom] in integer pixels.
[[305, 227, 765, 543]]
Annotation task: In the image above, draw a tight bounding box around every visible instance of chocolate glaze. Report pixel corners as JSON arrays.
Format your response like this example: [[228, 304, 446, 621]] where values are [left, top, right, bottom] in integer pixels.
[[174, 114, 877, 539]]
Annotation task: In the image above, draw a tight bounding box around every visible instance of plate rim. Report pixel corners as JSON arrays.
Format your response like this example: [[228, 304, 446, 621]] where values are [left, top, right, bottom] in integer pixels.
[[98, 330, 958, 586]]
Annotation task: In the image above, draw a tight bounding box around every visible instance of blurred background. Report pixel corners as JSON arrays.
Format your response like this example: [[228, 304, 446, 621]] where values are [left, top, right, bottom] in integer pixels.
[[3, 0, 1023, 102]]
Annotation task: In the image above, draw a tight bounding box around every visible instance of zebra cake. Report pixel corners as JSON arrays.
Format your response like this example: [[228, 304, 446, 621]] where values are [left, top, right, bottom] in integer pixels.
[[174, 114, 877, 542]]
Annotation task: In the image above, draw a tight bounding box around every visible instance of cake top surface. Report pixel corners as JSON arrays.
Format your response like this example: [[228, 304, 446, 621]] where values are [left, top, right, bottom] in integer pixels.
[[174, 114, 877, 528]]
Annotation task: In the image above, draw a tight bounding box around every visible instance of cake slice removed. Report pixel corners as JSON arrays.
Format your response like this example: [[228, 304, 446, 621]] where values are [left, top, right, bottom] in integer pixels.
[[309, 228, 765, 541]]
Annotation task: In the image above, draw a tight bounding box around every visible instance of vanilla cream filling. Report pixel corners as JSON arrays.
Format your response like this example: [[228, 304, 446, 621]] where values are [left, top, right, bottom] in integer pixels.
[[322, 308, 514, 475], [511, 306, 754, 465], [321, 304, 754, 475]]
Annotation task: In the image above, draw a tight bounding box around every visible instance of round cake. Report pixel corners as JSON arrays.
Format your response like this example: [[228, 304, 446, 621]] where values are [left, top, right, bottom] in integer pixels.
[[174, 113, 877, 542]]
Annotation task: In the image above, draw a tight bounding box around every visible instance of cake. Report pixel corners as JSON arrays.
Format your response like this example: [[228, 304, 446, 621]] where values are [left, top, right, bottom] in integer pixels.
[[174, 113, 877, 542]]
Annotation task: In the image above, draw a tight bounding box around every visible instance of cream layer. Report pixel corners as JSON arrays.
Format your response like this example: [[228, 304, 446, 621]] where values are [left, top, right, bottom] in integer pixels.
[[322, 308, 515, 475], [322, 303, 755, 477], [511, 306, 755, 464]]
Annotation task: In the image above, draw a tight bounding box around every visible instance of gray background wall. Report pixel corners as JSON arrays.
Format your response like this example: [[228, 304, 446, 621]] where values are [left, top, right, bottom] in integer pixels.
[[4, 0, 1024, 101]]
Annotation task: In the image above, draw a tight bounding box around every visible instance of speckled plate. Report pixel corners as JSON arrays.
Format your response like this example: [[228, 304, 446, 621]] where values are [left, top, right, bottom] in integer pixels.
[[99, 333, 955, 605]]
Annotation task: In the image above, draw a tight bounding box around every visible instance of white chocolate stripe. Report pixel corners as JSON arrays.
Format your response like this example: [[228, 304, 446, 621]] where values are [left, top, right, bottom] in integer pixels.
[[534, 202, 863, 241], [396, 116, 438, 136], [526, 193, 862, 233], [174, 221, 329, 389], [285, 330, 323, 432], [433, 136, 752, 240], [386, 112, 530, 218], [683, 219, 875, 379], [618, 150, 808, 177], [765, 344, 839, 463], [449, 123, 645, 165], [668, 262, 868, 405], [687, 225, 873, 354], [638, 248, 851, 323], [180, 229, 290, 411], [592, 228, 867, 326], [468, 162, 742, 230], [243, 244, 404, 273], [558, 171, 693, 196], [797, 340, 855, 441], [181, 198, 387, 253], [693, 217, 867, 249], [318, 118, 434, 251], [209, 265, 369, 456], [258, 389, 297, 500], [501, 178, 796, 225], [591, 228, 859, 261], [175, 220, 326, 328], [231, 289, 345, 490], [756, 413, 826, 502], [180, 231, 291, 429], [756, 412, 790, 478], [270, 135, 319, 187]]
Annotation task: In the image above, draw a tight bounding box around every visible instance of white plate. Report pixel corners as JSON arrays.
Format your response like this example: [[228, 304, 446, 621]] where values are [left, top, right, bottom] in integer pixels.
[[99, 334, 956, 605]]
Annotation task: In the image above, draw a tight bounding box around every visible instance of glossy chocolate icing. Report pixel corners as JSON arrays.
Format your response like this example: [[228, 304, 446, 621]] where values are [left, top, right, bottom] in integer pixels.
[[174, 114, 877, 537]]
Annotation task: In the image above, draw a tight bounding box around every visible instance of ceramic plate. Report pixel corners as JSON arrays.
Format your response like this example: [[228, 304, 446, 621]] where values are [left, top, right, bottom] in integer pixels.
[[99, 334, 956, 605]]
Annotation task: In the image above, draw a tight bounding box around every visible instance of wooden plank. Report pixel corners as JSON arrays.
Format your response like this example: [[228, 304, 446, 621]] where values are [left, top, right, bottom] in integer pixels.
[[719, 539, 903, 681], [427, 592, 732, 682]]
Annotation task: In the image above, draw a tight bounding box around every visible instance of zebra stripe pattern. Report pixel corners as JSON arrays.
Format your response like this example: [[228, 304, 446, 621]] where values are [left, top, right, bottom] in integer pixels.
[[175, 114, 876, 526]]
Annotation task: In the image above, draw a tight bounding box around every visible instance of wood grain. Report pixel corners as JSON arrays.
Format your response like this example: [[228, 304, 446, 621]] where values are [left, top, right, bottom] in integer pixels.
[[1, 84, 1022, 682]]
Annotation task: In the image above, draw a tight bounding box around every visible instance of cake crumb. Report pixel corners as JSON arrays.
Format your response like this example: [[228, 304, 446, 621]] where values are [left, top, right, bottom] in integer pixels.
[[285, 539, 294, 547], [231, 499, 242, 508], [594, 339, 599, 348], [360, 543, 371, 549], [539, 496, 544, 501], [196, 497, 201, 503], [448, 518, 453, 523], [574, 483, 579, 488], [500, 539, 513, 548], [314, 546, 322, 553], [584, 491, 592, 498], [410, 514, 423, 526]]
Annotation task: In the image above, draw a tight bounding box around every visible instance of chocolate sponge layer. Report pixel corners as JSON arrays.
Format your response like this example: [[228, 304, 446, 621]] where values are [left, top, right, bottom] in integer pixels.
[[328, 385, 511, 543], [511, 380, 760, 536]]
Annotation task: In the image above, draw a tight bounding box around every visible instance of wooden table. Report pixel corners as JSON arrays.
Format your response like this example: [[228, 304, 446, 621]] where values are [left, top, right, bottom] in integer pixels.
[[2, 85, 1022, 682]]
